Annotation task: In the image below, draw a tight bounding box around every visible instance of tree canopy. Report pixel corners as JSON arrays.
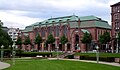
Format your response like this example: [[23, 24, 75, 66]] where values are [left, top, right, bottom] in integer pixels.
[[99, 31, 110, 44], [34, 34, 42, 45], [24, 36, 31, 45], [46, 34, 55, 44], [81, 32, 92, 44], [60, 34, 68, 44], [0, 20, 13, 48], [16, 37, 22, 46], [118, 32, 120, 42]]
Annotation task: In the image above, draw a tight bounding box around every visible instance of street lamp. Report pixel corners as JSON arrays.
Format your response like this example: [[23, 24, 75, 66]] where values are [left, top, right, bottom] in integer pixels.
[[56, 46, 59, 60], [96, 45, 99, 63], [116, 33, 119, 53], [12, 42, 16, 65], [1, 45, 4, 61]]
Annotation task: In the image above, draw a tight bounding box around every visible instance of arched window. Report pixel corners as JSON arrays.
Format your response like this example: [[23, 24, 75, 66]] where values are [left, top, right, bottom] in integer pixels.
[[48, 27, 52, 34], [41, 28, 45, 37], [63, 25, 67, 36], [55, 26, 59, 37]]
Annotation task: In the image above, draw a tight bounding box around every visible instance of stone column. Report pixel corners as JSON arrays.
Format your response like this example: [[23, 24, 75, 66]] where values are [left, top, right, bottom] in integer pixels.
[[22, 44, 25, 51], [35, 44, 38, 50], [65, 44, 67, 51], [48, 44, 51, 52], [28, 44, 31, 51], [42, 43, 44, 51]]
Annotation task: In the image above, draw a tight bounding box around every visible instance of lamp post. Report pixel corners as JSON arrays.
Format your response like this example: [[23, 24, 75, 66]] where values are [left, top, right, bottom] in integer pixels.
[[1, 45, 4, 61], [96, 45, 99, 63], [56, 46, 59, 60], [116, 33, 119, 53], [12, 42, 16, 65]]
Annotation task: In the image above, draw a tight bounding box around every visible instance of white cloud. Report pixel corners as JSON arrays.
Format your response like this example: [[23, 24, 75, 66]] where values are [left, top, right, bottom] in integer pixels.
[[0, 10, 42, 29], [0, 0, 120, 29]]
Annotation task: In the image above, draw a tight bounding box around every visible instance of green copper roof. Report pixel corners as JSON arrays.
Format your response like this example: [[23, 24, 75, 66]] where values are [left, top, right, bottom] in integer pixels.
[[81, 29, 90, 33], [23, 15, 111, 32], [22, 26, 33, 32], [80, 20, 111, 29], [79, 15, 105, 21]]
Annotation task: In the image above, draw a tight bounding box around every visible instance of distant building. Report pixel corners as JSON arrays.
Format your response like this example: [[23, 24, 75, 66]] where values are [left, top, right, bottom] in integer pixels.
[[1, 27, 9, 32], [20, 15, 111, 52], [8, 28, 20, 42], [111, 2, 120, 53]]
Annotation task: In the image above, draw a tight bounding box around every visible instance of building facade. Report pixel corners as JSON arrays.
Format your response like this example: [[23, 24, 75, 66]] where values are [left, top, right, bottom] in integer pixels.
[[8, 28, 21, 42], [21, 15, 111, 52], [111, 2, 120, 53]]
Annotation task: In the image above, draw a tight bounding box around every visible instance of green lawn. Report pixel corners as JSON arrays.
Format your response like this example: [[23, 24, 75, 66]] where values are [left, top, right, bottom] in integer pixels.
[[4, 59, 120, 70], [75, 53, 120, 57]]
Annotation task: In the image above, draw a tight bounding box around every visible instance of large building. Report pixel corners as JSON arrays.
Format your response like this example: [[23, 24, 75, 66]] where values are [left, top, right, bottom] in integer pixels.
[[21, 15, 111, 52], [8, 28, 21, 42], [111, 2, 120, 53]]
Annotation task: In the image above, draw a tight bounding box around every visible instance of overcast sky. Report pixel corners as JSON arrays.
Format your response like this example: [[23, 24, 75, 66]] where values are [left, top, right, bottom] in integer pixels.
[[0, 0, 120, 29]]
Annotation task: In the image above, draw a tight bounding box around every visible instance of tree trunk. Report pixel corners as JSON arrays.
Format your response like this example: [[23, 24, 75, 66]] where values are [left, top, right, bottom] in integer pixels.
[[62, 44, 64, 52], [86, 44, 88, 52]]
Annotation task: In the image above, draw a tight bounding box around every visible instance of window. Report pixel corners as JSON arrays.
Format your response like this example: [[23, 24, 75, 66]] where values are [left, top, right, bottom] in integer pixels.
[[9, 32, 12, 34], [41, 28, 45, 37], [48, 27, 52, 34], [63, 25, 67, 36], [55, 26, 59, 37]]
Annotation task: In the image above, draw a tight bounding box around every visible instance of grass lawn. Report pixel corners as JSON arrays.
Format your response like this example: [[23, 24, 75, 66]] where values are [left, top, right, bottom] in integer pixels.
[[75, 53, 120, 57], [4, 59, 120, 70]]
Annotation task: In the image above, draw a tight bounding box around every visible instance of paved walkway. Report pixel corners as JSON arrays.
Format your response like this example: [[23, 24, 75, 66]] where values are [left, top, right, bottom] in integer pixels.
[[48, 58, 120, 67], [0, 61, 10, 70]]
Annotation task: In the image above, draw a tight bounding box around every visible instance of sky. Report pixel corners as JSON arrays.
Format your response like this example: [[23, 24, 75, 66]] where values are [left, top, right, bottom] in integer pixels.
[[0, 0, 120, 29]]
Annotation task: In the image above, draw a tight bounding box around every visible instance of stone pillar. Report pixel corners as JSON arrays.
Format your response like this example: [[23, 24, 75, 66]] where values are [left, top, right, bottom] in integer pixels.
[[42, 43, 44, 51], [28, 44, 31, 51], [81, 44, 86, 52], [22, 44, 25, 51], [65, 44, 67, 51], [35, 44, 38, 50], [48, 44, 51, 51]]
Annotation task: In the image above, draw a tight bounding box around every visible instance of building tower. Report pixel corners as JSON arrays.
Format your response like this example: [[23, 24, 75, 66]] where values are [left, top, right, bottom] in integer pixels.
[[111, 2, 120, 53], [111, 2, 120, 36]]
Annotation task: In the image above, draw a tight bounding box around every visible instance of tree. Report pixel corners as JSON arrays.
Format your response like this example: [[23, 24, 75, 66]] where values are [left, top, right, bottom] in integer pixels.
[[34, 34, 42, 50], [46, 34, 55, 51], [24, 36, 31, 51], [60, 34, 68, 51], [118, 32, 120, 43], [24, 36, 31, 45], [99, 31, 110, 52], [16, 37, 22, 49], [16, 37, 22, 57], [46, 34, 55, 44], [81, 32, 92, 52], [0, 20, 13, 48]]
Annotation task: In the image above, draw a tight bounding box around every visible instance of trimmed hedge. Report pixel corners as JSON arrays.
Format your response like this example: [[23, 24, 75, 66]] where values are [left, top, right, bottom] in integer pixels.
[[67, 55, 74, 59], [16, 52, 52, 57], [79, 55, 115, 62]]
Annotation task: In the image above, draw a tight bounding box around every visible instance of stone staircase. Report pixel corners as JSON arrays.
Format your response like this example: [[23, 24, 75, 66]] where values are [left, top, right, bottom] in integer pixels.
[[58, 52, 75, 58]]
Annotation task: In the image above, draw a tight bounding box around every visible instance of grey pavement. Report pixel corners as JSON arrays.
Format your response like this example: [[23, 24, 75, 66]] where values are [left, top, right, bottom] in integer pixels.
[[0, 61, 10, 70], [48, 58, 120, 67]]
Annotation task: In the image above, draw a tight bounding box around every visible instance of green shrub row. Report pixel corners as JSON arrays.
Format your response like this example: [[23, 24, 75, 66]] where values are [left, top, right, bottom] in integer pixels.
[[66, 55, 74, 59], [80, 55, 115, 62], [16, 52, 52, 57]]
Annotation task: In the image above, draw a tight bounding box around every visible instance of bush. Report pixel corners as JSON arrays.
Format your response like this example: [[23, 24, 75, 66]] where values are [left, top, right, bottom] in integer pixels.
[[16, 52, 52, 57], [67, 55, 74, 59], [79, 55, 115, 62]]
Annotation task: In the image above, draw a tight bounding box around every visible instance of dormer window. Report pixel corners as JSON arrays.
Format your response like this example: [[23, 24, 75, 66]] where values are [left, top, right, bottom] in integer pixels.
[[52, 21, 55, 22], [59, 20, 62, 22]]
